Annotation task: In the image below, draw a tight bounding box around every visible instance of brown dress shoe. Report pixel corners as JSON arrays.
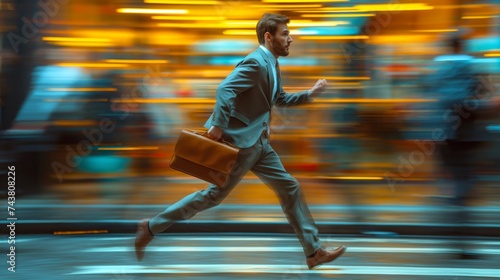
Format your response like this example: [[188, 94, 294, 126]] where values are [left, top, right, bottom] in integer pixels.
[[306, 245, 346, 269], [135, 219, 154, 261]]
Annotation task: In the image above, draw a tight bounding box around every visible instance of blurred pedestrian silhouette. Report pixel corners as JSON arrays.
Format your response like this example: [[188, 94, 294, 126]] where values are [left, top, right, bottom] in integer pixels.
[[431, 34, 499, 259]]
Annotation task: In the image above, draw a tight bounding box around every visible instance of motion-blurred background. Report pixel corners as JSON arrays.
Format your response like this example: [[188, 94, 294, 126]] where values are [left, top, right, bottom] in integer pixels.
[[1, 0, 499, 231]]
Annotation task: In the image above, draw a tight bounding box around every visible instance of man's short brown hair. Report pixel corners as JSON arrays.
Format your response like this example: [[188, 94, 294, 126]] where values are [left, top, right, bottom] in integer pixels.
[[256, 13, 290, 45]]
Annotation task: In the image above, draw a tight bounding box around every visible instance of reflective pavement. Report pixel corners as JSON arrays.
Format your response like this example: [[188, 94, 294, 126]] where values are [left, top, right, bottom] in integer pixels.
[[4, 233, 500, 279]]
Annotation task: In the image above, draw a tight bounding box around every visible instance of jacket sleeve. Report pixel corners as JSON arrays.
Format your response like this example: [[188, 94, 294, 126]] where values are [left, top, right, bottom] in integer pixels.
[[274, 86, 313, 107], [211, 58, 259, 129]]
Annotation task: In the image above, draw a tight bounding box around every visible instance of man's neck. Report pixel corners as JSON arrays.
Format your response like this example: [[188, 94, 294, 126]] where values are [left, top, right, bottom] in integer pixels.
[[261, 44, 278, 59]]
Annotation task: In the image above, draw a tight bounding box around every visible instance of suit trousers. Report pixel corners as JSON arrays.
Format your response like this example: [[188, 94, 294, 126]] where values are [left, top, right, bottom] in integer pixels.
[[149, 133, 322, 256]]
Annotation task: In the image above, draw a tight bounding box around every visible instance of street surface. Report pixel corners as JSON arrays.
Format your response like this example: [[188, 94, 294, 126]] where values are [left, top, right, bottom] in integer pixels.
[[3, 233, 500, 279]]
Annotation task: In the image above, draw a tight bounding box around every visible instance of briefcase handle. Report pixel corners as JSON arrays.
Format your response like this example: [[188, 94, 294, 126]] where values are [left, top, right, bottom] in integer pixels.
[[187, 129, 238, 149]]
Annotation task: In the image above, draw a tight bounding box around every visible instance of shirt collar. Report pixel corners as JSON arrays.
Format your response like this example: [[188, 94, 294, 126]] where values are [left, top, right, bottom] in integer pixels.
[[259, 45, 278, 66]]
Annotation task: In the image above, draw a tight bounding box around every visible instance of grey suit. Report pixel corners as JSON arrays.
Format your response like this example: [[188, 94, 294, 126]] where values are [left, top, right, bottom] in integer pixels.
[[149, 47, 322, 256], [205, 46, 312, 148]]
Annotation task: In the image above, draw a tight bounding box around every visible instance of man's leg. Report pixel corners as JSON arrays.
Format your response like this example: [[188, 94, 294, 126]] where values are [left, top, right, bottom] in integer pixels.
[[250, 141, 346, 268], [149, 184, 227, 233], [250, 148, 321, 256], [252, 135, 344, 252], [135, 136, 264, 261], [136, 183, 238, 261]]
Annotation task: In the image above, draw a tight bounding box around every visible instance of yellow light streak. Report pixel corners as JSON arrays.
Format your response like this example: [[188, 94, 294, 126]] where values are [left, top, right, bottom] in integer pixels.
[[434, 4, 493, 9], [145, 0, 220, 4], [330, 85, 365, 89], [157, 23, 232, 28], [223, 30, 257, 35], [371, 35, 432, 44], [301, 13, 375, 17], [224, 20, 258, 26], [327, 76, 370, 80], [298, 10, 336, 13], [151, 15, 225, 20], [484, 53, 500, 57], [48, 42, 115, 47], [174, 69, 234, 78], [263, 0, 348, 2], [47, 88, 117, 92], [103, 59, 169, 64], [117, 8, 188, 14], [250, 4, 323, 8], [299, 35, 369, 40], [224, 29, 318, 35], [462, 15, 495, 19], [412, 29, 458, 33], [297, 7, 364, 14], [97, 146, 159, 151], [299, 7, 358, 12], [43, 37, 111, 42], [52, 120, 98, 126], [56, 63, 129, 68], [319, 7, 358, 11], [223, 19, 333, 27], [354, 3, 433, 11], [330, 82, 362, 86], [289, 21, 349, 27], [158, 19, 347, 28], [336, 176, 384, 180]]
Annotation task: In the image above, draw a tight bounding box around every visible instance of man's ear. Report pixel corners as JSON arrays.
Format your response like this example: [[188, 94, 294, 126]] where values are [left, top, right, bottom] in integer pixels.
[[265, 32, 272, 42]]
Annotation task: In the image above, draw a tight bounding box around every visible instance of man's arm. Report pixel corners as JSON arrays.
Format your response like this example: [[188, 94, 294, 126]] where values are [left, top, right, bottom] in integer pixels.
[[275, 79, 327, 107], [208, 58, 259, 140]]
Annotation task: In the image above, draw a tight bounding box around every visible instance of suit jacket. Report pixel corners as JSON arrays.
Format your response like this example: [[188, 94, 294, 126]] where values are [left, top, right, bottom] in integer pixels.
[[204, 47, 312, 148]]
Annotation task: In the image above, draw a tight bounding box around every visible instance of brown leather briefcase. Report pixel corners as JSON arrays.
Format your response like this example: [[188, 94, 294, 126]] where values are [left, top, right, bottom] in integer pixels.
[[169, 129, 240, 186]]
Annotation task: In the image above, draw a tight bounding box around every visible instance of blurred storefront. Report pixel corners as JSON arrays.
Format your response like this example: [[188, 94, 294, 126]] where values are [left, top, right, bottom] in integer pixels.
[[0, 0, 499, 209]]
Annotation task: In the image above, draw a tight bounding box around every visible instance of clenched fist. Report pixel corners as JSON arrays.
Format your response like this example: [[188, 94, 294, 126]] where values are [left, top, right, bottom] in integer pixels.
[[308, 79, 327, 98]]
